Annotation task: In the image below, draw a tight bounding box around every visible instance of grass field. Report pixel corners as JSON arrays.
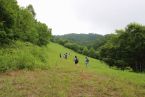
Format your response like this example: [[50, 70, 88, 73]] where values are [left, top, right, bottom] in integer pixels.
[[0, 42, 145, 97]]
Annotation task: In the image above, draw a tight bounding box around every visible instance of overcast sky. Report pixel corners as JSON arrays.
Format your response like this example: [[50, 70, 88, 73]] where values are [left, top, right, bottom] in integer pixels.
[[17, 0, 145, 35]]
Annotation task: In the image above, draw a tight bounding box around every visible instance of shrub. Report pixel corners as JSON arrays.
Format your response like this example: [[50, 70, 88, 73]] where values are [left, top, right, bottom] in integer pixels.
[[0, 41, 50, 72]]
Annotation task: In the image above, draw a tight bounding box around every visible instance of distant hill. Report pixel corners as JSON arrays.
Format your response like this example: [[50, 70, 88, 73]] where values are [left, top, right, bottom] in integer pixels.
[[55, 33, 105, 48]]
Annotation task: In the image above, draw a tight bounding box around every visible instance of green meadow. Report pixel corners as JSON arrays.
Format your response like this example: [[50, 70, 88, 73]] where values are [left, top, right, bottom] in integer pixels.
[[0, 41, 145, 97]]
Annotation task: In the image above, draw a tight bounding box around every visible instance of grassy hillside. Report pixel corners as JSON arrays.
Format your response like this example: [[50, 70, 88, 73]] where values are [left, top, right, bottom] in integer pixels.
[[0, 42, 145, 97]]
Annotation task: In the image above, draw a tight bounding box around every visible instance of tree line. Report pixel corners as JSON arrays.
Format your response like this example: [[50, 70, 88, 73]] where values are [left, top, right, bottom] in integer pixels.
[[0, 0, 51, 46], [51, 37, 97, 58], [99, 23, 145, 72], [52, 23, 145, 72]]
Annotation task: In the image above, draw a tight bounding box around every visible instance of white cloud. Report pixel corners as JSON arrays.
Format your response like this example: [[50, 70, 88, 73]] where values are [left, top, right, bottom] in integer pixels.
[[17, 0, 145, 35]]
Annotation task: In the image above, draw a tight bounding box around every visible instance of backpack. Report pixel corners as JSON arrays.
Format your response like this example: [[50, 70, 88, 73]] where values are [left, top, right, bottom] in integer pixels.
[[75, 58, 78, 63], [87, 59, 89, 62], [86, 58, 89, 62]]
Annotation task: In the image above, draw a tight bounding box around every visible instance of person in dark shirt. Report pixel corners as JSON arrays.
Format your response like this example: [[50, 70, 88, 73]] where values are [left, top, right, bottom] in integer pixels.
[[74, 56, 79, 64]]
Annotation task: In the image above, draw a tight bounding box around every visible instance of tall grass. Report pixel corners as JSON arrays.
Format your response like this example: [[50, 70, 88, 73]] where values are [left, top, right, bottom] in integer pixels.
[[0, 41, 50, 72]]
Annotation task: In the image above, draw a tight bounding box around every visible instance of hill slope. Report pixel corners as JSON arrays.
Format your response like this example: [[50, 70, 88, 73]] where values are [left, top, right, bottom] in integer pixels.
[[55, 33, 105, 48], [0, 42, 145, 97]]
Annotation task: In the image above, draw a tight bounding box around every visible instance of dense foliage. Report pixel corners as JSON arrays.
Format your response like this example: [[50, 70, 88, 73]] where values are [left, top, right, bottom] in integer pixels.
[[0, 0, 51, 46], [0, 41, 50, 72], [99, 23, 145, 72], [55, 33, 105, 49]]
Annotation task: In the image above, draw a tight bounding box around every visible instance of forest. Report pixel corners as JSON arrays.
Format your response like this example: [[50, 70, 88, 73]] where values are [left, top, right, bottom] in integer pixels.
[[0, 0, 51, 46]]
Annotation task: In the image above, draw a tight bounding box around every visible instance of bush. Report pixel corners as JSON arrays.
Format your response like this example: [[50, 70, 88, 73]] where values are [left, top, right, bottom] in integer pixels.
[[15, 52, 35, 70], [0, 41, 50, 72]]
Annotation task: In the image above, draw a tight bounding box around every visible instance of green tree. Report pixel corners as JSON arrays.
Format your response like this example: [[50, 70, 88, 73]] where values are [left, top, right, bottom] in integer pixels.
[[0, 0, 52, 46], [99, 23, 145, 72], [82, 47, 88, 55], [0, 0, 19, 45], [27, 4, 36, 17], [36, 22, 51, 46], [88, 47, 95, 58]]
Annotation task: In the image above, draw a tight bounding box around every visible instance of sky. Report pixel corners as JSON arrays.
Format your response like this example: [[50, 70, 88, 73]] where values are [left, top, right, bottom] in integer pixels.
[[17, 0, 145, 35]]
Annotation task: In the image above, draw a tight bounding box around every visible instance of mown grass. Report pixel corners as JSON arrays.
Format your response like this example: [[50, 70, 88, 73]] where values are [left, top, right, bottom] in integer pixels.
[[0, 41, 145, 97]]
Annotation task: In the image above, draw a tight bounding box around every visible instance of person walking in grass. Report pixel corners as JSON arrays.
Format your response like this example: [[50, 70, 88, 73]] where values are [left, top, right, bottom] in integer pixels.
[[64, 53, 68, 59], [85, 56, 89, 67], [60, 53, 62, 58], [74, 56, 79, 65]]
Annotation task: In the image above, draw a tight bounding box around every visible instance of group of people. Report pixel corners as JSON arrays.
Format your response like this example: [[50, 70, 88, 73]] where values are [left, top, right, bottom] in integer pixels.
[[59, 53, 89, 67], [60, 53, 70, 59]]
